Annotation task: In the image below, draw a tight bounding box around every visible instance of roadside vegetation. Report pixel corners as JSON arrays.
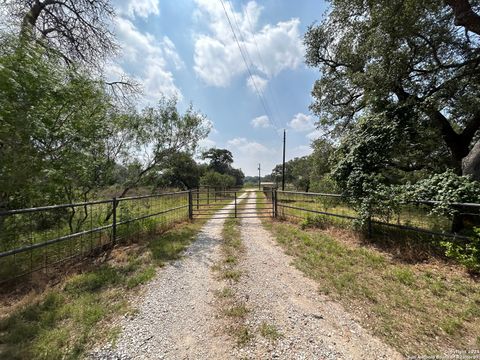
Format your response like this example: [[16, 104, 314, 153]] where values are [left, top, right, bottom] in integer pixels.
[[0, 220, 206, 360], [257, 189, 480, 355]]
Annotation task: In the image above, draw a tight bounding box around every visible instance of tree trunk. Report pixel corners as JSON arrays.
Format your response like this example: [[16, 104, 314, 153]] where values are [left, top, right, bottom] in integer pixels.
[[446, 0, 480, 36], [450, 140, 480, 232], [462, 140, 480, 180]]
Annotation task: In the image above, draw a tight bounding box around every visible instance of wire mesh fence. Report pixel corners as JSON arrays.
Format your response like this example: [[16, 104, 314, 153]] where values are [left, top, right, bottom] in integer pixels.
[[276, 191, 480, 243], [0, 191, 189, 284]]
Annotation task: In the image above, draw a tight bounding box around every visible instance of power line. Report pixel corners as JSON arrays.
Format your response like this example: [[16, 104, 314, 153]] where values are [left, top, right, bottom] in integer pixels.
[[229, 2, 281, 131], [218, 0, 281, 133], [243, 3, 284, 131]]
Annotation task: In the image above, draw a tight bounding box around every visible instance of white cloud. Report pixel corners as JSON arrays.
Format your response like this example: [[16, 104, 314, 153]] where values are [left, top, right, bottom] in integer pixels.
[[193, 0, 303, 87], [198, 138, 216, 150], [288, 113, 315, 132], [110, 17, 183, 104], [115, 0, 160, 19], [247, 75, 268, 93], [306, 129, 323, 141], [291, 145, 313, 158], [251, 115, 271, 128], [205, 119, 219, 135], [227, 137, 274, 155], [227, 137, 278, 175]]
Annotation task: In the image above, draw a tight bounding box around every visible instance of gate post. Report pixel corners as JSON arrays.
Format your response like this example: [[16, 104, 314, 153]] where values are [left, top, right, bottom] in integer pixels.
[[188, 190, 193, 220], [112, 197, 117, 244], [234, 192, 237, 218]]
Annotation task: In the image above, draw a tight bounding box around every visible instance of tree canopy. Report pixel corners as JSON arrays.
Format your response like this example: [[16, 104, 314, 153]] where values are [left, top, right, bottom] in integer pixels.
[[201, 148, 245, 186], [304, 0, 480, 179]]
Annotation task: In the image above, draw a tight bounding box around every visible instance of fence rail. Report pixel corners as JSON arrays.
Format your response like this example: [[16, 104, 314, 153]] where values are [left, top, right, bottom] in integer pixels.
[[190, 189, 273, 219], [275, 190, 480, 242], [0, 191, 190, 284]]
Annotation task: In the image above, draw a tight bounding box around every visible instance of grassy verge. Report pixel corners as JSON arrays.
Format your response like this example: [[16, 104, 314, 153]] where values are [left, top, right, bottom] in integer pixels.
[[0, 219, 206, 360], [264, 220, 480, 355], [257, 194, 480, 355], [213, 198, 254, 346]]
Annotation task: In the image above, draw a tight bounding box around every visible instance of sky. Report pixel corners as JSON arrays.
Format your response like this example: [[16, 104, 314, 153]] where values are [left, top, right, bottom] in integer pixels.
[[108, 0, 328, 176]]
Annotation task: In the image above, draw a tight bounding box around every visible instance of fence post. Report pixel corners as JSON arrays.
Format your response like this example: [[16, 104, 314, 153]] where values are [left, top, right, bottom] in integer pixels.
[[112, 197, 117, 244], [367, 216, 372, 238], [234, 192, 237, 218], [188, 190, 193, 220], [196, 189, 199, 210], [273, 189, 277, 218], [207, 186, 209, 205]]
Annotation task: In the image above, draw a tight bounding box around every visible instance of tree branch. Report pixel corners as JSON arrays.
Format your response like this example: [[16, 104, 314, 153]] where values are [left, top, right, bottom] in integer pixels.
[[445, 0, 480, 36]]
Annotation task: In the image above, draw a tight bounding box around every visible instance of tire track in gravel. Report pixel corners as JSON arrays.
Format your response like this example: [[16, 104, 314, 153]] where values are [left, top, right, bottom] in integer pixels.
[[90, 195, 248, 360], [232, 191, 404, 360]]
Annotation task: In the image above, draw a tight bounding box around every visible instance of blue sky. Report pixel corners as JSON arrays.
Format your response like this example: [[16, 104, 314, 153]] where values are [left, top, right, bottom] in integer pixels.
[[109, 0, 328, 175]]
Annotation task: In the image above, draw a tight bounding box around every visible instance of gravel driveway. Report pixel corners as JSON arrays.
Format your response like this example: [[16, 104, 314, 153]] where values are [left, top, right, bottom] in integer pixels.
[[90, 202, 237, 360], [231, 192, 404, 360], [90, 191, 403, 359]]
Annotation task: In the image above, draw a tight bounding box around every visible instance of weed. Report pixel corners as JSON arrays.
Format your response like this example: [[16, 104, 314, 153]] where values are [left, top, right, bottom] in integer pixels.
[[259, 322, 282, 340], [215, 287, 234, 298], [224, 255, 237, 264], [441, 317, 463, 335], [64, 266, 121, 294], [391, 268, 416, 286], [222, 270, 242, 282], [126, 266, 156, 289], [224, 304, 249, 318], [235, 326, 253, 346]]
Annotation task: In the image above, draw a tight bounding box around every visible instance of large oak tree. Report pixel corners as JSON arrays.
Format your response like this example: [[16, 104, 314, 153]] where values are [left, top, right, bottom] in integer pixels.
[[305, 0, 480, 179]]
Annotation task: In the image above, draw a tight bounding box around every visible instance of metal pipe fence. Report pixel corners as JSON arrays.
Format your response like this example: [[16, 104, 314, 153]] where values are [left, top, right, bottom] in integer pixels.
[[0, 191, 190, 284], [276, 191, 480, 242]]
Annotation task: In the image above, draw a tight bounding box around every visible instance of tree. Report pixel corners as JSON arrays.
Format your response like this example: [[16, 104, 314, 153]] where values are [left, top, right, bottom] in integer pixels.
[[0, 37, 122, 209], [446, 0, 480, 36], [201, 147, 244, 185], [115, 98, 211, 199], [201, 148, 234, 174], [2, 0, 116, 67], [228, 168, 245, 187], [270, 157, 311, 191], [309, 139, 337, 192], [271, 162, 294, 187], [304, 0, 480, 179], [154, 152, 202, 190], [200, 171, 235, 190]]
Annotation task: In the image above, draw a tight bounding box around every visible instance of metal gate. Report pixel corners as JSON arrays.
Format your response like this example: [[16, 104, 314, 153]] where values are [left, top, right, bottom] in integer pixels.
[[189, 189, 275, 219]]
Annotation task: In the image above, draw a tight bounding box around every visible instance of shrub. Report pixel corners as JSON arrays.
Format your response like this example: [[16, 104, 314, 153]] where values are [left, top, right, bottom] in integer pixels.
[[301, 215, 330, 230], [440, 228, 480, 273]]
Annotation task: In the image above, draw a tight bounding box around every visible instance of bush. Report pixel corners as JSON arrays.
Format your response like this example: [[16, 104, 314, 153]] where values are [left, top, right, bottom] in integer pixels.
[[440, 228, 480, 273], [301, 215, 330, 230]]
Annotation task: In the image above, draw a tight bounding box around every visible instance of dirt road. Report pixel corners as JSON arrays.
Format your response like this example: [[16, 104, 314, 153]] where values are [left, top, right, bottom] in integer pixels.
[[91, 191, 402, 360]]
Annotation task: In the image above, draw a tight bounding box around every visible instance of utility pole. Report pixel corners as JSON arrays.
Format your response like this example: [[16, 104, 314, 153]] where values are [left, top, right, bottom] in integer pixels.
[[282, 129, 286, 191], [258, 163, 261, 190]]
